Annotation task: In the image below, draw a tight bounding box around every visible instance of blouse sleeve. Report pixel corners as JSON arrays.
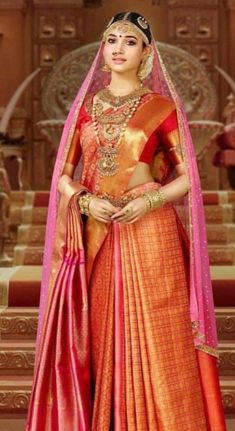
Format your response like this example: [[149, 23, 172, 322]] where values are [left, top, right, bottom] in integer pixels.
[[65, 128, 82, 166], [157, 109, 184, 166]]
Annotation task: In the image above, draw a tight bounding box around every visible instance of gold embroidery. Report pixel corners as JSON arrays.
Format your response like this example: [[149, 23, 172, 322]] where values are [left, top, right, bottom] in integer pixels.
[[167, 144, 183, 157], [96, 192, 137, 208], [196, 344, 220, 359], [192, 320, 205, 340], [191, 321, 218, 357]]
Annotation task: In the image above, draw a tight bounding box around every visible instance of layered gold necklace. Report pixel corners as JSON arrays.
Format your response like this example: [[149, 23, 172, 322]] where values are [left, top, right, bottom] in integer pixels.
[[97, 84, 150, 108], [91, 85, 151, 177]]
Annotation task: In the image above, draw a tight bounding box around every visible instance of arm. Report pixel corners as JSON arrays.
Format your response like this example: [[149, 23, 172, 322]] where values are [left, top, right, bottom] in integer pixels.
[[58, 127, 82, 194], [58, 99, 90, 194], [156, 109, 189, 203], [62, 128, 82, 178]]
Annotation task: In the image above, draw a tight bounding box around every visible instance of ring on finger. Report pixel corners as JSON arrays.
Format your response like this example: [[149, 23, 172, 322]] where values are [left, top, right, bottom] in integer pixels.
[[124, 206, 133, 215]]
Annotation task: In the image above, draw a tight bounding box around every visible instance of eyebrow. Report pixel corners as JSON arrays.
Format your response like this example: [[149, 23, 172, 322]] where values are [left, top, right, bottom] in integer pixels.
[[108, 33, 138, 40]]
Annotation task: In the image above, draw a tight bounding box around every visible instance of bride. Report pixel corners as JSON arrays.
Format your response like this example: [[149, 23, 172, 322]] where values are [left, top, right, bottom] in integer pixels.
[[26, 11, 226, 431]]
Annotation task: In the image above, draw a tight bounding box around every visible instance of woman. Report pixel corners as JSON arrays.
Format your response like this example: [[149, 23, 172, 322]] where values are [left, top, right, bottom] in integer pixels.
[[26, 12, 227, 431]]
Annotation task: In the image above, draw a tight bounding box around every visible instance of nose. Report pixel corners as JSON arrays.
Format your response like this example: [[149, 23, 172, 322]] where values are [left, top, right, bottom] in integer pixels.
[[114, 37, 125, 55]]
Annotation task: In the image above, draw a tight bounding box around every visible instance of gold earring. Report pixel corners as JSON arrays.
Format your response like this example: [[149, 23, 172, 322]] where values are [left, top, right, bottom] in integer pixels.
[[101, 63, 111, 72], [137, 51, 154, 80]]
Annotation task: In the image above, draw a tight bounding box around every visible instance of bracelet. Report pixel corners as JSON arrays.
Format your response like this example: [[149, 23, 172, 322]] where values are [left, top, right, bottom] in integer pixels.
[[78, 192, 95, 216], [141, 188, 167, 211]]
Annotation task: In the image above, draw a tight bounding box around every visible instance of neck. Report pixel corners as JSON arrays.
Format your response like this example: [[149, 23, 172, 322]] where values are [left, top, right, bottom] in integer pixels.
[[108, 71, 142, 96]]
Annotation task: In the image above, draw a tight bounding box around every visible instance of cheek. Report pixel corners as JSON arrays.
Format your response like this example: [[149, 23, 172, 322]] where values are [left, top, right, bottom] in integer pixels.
[[127, 47, 143, 66], [103, 44, 112, 61]]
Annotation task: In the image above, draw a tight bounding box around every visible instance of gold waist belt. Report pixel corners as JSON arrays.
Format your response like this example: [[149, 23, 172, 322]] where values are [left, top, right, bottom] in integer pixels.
[[96, 192, 137, 208]]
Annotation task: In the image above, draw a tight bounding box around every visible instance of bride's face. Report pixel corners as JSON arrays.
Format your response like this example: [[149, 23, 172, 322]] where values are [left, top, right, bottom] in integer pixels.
[[103, 27, 149, 76]]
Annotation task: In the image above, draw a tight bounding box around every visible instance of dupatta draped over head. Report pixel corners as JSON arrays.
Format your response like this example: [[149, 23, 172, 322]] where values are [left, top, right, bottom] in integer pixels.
[[27, 10, 221, 431]]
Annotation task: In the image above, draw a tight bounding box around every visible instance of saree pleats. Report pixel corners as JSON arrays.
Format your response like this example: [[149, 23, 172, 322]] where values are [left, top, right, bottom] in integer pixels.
[[120, 204, 208, 430], [86, 189, 211, 430], [113, 224, 126, 430], [89, 228, 115, 430]]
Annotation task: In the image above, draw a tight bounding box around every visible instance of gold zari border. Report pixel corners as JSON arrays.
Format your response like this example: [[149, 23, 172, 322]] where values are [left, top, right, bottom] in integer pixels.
[[195, 344, 220, 359]]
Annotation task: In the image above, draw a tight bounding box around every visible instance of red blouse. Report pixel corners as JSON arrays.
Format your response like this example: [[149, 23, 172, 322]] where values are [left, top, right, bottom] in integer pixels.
[[66, 98, 183, 167]]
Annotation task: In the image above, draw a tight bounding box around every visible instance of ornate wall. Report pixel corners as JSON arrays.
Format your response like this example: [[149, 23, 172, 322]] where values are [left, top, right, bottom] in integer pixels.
[[32, 0, 84, 188], [0, 0, 234, 189]]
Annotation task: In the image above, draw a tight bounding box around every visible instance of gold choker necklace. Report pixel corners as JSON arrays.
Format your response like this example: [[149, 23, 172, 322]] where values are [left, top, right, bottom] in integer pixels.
[[97, 84, 151, 108]]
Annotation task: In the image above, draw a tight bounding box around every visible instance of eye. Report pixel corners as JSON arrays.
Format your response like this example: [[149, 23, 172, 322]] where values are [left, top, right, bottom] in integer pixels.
[[126, 39, 137, 46], [107, 37, 116, 44]]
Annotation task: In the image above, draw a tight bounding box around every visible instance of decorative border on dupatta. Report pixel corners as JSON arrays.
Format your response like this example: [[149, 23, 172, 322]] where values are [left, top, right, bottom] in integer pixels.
[[192, 320, 219, 358], [195, 344, 219, 359]]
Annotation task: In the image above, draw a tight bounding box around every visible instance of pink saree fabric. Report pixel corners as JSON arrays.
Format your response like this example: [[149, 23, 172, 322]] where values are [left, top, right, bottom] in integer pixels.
[[26, 190, 92, 430]]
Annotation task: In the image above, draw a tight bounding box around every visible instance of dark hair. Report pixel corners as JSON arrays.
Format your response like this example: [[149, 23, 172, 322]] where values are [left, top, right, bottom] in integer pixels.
[[106, 11, 152, 45]]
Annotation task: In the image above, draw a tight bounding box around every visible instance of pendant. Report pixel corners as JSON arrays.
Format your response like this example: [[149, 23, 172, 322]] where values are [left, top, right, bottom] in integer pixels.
[[102, 124, 120, 142], [97, 146, 119, 176]]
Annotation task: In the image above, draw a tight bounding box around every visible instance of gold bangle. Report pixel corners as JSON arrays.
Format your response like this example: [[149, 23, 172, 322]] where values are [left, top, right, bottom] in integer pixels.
[[141, 188, 166, 210], [78, 192, 95, 216]]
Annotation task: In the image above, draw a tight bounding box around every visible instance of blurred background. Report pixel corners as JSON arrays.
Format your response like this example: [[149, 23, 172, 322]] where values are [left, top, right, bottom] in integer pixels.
[[0, 0, 235, 430]]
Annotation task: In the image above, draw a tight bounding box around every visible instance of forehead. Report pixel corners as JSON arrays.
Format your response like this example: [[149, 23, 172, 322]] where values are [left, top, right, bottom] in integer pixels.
[[103, 21, 144, 42], [106, 29, 139, 39]]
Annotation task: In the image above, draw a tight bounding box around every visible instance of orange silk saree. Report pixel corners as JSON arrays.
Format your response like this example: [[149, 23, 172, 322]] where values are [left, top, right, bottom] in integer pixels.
[[26, 94, 226, 431]]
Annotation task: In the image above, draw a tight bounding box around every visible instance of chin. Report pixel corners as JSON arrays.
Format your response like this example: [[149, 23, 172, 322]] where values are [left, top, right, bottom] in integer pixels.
[[110, 65, 137, 75], [111, 66, 127, 73]]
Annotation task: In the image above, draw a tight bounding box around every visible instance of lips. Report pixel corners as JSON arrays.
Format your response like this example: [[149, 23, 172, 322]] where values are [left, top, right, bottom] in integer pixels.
[[112, 58, 126, 64]]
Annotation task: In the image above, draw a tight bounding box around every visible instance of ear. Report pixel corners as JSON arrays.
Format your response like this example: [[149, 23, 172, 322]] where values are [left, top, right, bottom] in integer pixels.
[[142, 44, 153, 59]]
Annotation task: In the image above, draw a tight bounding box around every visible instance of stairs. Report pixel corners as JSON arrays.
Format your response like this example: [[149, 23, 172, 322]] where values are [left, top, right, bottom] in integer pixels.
[[203, 191, 235, 265], [217, 308, 235, 417], [0, 304, 234, 419], [0, 307, 38, 415], [6, 191, 49, 266]]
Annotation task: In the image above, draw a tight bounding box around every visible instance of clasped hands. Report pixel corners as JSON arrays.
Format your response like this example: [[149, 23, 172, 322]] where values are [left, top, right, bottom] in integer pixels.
[[89, 196, 148, 224], [58, 174, 149, 224]]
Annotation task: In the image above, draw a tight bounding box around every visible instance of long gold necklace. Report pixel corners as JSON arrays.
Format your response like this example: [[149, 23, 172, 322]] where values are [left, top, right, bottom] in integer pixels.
[[92, 93, 142, 177]]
